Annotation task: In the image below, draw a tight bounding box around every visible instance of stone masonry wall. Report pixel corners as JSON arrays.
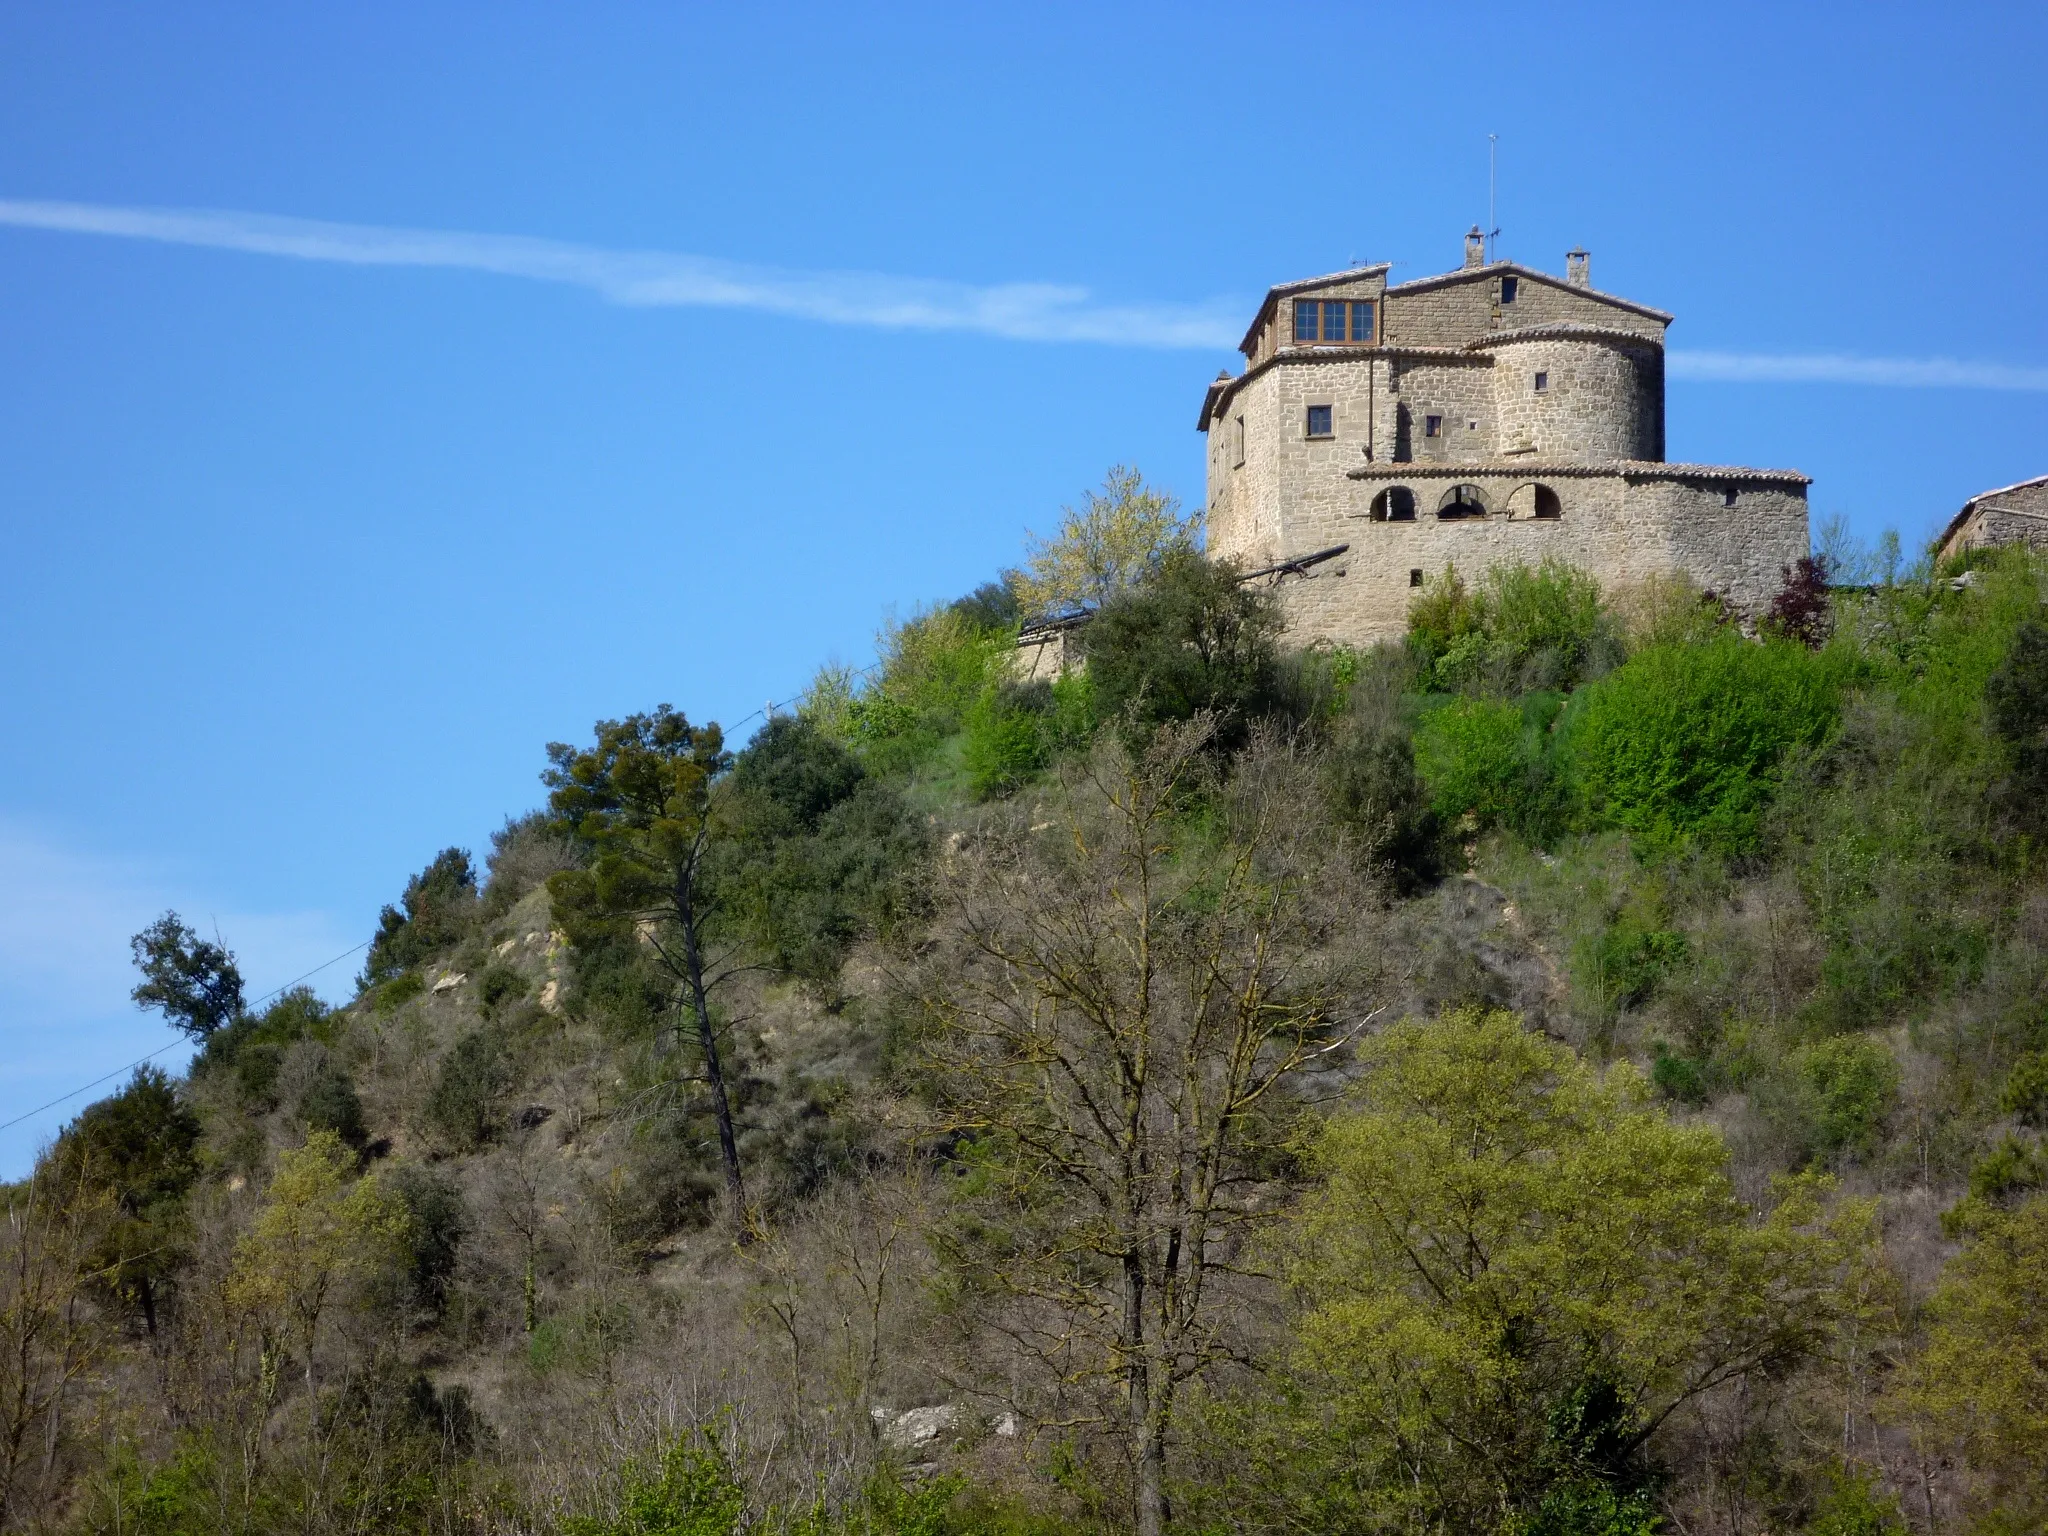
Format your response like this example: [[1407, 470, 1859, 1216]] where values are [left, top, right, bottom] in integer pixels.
[[1487, 336, 1657, 461], [1383, 269, 1666, 348]]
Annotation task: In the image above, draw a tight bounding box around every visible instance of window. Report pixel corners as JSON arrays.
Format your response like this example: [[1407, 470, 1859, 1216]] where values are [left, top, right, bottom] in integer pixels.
[[1507, 483, 1562, 520], [1292, 297, 1375, 344], [1534, 370, 1549, 393], [1306, 405, 1333, 438], [1437, 484, 1488, 519], [1501, 276, 1519, 304], [1467, 418, 1480, 432], [1371, 486, 1417, 521], [1424, 414, 1443, 438], [1723, 486, 1739, 508], [1410, 568, 1425, 587], [1233, 416, 1245, 468]]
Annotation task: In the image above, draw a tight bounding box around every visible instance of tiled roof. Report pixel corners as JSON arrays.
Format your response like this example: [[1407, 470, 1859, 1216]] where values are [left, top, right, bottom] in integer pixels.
[[1386, 261, 1674, 324], [1236, 264, 1392, 355], [1344, 459, 1809, 486], [1467, 322, 1664, 351]]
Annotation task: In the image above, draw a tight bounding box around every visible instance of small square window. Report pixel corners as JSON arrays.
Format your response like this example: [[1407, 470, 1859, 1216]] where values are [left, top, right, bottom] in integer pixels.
[[1350, 301, 1375, 341], [1409, 568, 1424, 587], [1534, 370, 1549, 393], [1424, 414, 1443, 438], [1306, 405, 1333, 438], [1723, 486, 1739, 507], [1501, 276, 1519, 304], [1467, 418, 1479, 432], [1293, 300, 1319, 342]]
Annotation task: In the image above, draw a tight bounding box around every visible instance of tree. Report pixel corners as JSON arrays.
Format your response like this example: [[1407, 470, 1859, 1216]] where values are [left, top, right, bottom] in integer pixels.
[[544, 707, 750, 1223], [1893, 1190, 2048, 1531], [1258, 1006, 1860, 1535], [129, 912, 244, 1041], [919, 720, 1381, 1536], [49, 1066, 202, 1334], [227, 1130, 409, 1403], [1081, 547, 1282, 746], [361, 847, 480, 987], [1012, 465, 1200, 621]]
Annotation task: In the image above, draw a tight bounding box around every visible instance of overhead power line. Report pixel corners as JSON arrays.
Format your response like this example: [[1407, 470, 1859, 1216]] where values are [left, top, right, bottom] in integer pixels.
[[0, 939, 370, 1139]]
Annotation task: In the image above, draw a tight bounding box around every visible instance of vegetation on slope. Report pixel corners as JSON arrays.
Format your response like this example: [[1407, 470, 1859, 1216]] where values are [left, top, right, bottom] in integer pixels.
[[5, 470, 2048, 1535]]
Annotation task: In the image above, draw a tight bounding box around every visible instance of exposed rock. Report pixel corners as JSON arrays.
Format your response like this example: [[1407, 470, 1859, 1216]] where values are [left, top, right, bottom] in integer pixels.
[[990, 1411, 1018, 1438], [431, 971, 467, 994], [494, 938, 518, 958], [870, 1404, 960, 1450], [538, 979, 561, 1012]]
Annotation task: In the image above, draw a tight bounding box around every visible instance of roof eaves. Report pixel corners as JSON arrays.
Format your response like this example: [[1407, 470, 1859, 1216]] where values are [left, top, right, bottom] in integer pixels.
[[1236, 264, 1393, 355], [1936, 473, 2048, 549], [1385, 261, 1675, 323]]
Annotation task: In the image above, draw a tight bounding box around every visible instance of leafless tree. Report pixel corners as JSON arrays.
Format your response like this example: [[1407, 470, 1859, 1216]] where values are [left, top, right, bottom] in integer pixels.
[[916, 717, 1386, 1536]]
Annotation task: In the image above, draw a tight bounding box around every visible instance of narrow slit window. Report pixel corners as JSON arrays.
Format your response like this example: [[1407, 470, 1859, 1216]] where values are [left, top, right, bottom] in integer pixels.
[[1233, 416, 1245, 468], [1534, 370, 1549, 393], [1306, 405, 1333, 439]]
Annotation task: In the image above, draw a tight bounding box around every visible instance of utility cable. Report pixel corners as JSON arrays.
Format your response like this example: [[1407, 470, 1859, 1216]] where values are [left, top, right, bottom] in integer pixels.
[[0, 939, 370, 1138]]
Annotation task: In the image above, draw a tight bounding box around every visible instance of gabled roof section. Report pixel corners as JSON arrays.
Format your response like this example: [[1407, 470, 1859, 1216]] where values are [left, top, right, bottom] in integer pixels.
[[1936, 473, 2048, 551], [1388, 261, 1673, 324], [1237, 263, 1391, 355], [1467, 321, 1666, 351]]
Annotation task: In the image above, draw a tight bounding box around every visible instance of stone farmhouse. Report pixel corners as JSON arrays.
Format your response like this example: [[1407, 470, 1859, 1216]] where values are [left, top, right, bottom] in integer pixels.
[[1935, 475, 2048, 564], [1199, 230, 1812, 644]]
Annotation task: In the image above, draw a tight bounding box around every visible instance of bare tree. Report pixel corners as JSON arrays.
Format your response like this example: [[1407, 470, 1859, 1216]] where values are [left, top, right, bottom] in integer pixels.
[[917, 718, 1384, 1536]]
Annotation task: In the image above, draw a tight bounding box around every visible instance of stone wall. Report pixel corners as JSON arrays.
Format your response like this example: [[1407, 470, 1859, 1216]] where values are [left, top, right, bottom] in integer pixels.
[[1486, 335, 1658, 461], [1383, 268, 1666, 348], [1232, 467, 1809, 647], [1936, 478, 2048, 561]]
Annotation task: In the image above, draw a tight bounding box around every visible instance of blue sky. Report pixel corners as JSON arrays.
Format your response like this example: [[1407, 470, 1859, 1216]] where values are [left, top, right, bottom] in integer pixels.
[[3, 1, 2045, 1170]]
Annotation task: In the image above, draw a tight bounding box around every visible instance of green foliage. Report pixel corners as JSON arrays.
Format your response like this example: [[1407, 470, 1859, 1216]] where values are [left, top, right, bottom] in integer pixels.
[[1082, 546, 1280, 744], [477, 962, 530, 1019], [390, 1163, 468, 1316], [562, 1433, 747, 1536], [960, 674, 1096, 800], [2001, 1049, 2048, 1127], [372, 968, 426, 1014], [1253, 1006, 1856, 1535], [1413, 693, 1562, 841], [1793, 1036, 1899, 1162], [1577, 913, 1689, 1015], [1895, 1190, 2048, 1531], [1323, 664, 1436, 887], [296, 1059, 368, 1149], [362, 847, 480, 988], [193, 985, 338, 1109], [1566, 635, 1843, 854], [130, 912, 245, 1041], [1985, 617, 2048, 821], [1011, 464, 1198, 620], [1805, 1467, 1906, 1536], [725, 716, 926, 980], [1408, 560, 1616, 694], [836, 607, 1010, 773], [425, 1030, 511, 1152]]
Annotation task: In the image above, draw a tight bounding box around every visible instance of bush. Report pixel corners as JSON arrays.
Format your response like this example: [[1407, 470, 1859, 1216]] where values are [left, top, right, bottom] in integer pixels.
[[424, 1031, 511, 1152], [1412, 694, 1561, 841], [1565, 635, 1842, 855], [477, 963, 530, 1020], [1324, 703, 1436, 888], [297, 1061, 367, 1149], [1408, 560, 1615, 694], [390, 1164, 467, 1315], [2003, 1050, 2048, 1128], [481, 810, 587, 921], [1795, 1035, 1899, 1161], [962, 682, 1053, 800], [1081, 547, 1280, 745]]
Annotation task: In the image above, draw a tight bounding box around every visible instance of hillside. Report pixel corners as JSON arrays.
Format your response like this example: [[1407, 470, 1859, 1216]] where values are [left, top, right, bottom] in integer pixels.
[[7, 472, 2048, 1536]]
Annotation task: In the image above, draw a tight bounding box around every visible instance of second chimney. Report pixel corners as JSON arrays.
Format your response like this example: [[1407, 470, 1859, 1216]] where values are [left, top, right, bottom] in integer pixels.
[[1464, 226, 1486, 269], [1566, 248, 1590, 288]]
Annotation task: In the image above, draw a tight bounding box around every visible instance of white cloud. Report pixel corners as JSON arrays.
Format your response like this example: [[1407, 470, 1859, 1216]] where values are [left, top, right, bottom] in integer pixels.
[[1669, 349, 2048, 391], [0, 197, 1243, 349]]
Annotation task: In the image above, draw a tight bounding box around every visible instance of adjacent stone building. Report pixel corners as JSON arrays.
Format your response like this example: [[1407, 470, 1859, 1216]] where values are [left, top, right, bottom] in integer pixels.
[[1199, 230, 1812, 645], [1934, 475, 2048, 563]]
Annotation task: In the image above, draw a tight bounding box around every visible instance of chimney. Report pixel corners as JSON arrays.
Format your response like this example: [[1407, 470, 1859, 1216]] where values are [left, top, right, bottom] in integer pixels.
[[1464, 226, 1486, 270], [1566, 248, 1590, 288]]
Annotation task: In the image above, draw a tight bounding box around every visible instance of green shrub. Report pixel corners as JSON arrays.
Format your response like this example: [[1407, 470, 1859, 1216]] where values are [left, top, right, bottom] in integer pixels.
[[2003, 1050, 2048, 1128], [390, 1164, 467, 1315], [1565, 635, 1842, 854], [1082, 547, 1281, 745], [425, 1030, 511, 1152], [1408, 560, 1615, 694], [477, 963, 530, 1020], [1795, 1035, 1899, 1161], [962, 682, 1054, 799], [1650, 1045, 1710, 1106], [1412, 694, 1561, 840], [297, 1062, 367, 1148]]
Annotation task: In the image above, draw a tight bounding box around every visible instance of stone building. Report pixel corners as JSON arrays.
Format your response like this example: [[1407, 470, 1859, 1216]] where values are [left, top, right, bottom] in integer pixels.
[[1934, 475, 2048, 563], [1198, 230, 1811, 645]]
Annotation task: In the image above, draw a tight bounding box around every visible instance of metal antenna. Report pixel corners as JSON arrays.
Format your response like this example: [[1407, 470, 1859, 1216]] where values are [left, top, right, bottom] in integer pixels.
[[1488, 134, 1500, 262]]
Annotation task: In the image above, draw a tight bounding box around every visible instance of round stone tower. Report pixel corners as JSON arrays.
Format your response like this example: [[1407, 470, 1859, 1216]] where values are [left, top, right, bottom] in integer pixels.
[[1481, 327, 1664, 462]]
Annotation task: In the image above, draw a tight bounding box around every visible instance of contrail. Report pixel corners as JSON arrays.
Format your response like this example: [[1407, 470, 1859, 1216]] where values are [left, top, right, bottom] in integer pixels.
[[3, 198, 2044, 388], [0, 197, 1241, 349]]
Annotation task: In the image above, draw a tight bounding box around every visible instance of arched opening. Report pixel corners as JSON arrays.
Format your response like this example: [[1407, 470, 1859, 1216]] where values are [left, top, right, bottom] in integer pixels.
[[1370, 486, 1417, 522], [1437, 484, 1488, 520], [1506, 483, 1563, 520]]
